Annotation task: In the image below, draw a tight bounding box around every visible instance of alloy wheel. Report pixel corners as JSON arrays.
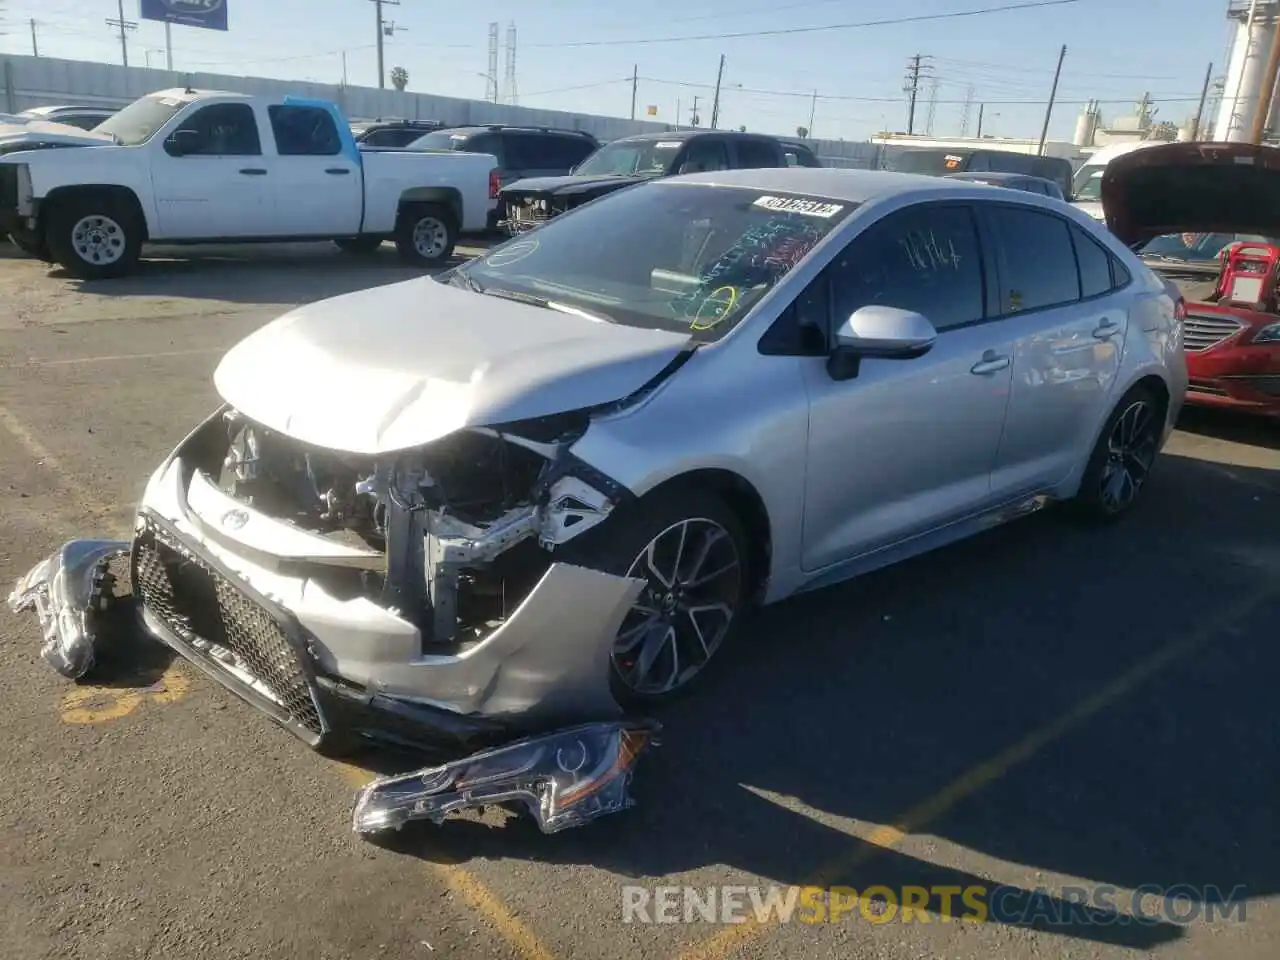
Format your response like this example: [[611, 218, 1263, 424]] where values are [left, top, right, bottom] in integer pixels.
[[613, 518, 743, 697], [1099, 399, 1158, 513]]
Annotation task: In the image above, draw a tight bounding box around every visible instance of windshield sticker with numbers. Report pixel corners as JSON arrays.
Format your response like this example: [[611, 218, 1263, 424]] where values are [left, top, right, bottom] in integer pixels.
[[752, 195, 844, 218]]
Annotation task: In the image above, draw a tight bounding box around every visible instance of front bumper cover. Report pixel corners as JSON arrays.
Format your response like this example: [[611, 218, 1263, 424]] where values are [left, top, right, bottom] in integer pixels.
[[9, 525, 660, 836]]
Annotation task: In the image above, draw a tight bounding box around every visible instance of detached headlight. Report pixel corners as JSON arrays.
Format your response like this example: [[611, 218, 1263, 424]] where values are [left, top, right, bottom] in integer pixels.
[[1252, 322, 1280, 344], [351, 720, 659, 836]]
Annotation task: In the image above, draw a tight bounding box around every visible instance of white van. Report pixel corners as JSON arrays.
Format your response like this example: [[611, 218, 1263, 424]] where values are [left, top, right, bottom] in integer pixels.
[[1071, 140, 1167, 220]]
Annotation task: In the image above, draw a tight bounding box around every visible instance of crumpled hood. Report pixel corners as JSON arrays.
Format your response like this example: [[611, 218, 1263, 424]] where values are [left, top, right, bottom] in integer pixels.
[[1102, 141, 1280, 245], [213, 275, 693, 455], [0, 119, 112, 149], [501, 174, 646, 198]]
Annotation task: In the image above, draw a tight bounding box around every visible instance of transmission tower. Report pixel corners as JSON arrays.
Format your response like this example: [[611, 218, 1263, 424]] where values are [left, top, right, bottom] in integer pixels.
[[503, 22, 518, 105], [902, 53, 933, 134], [959, 83, 975, 136], [924, 77, 939, 135], [486, 22, 500, 103]]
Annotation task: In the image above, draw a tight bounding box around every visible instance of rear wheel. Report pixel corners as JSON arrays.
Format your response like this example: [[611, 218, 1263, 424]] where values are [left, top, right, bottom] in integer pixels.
[[393, 203, 457, 266], [1069, 384, 1164, 522], [46, 194, 142, 279], [556, 487, 751, 707], [333, 236, 384, 254]]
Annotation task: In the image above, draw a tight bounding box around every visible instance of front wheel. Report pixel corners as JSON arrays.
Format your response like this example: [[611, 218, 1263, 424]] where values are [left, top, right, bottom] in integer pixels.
[[556, 487, 751, 707], [1068, 384, 1164, 522], [393, 203, 458, 266], [45, 196, 142, 280]]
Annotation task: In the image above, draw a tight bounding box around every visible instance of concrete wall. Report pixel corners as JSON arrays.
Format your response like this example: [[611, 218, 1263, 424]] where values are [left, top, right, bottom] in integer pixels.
[[0, 52, 889, 166]]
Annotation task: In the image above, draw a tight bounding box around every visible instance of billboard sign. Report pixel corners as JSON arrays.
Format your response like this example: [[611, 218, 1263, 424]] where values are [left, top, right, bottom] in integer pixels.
[[139, 0, 229, 32]]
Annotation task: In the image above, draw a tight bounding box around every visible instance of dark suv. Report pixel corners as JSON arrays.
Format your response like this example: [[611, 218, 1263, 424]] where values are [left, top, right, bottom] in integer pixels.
[[499, 129, 798, 234], [405, 124, 601, 228], [351, 119, 447, 147]]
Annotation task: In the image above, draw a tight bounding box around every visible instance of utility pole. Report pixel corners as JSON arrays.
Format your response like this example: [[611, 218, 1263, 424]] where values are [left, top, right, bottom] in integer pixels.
[[691, 95, 701, 127], [903, 54, 932, 135], [164, 22, 173, 71], [370, 0, 399, 89], [709, 53, 726, 130], [1252, 26, 1280, 143], [959, 83, 975, 136], [630, 64, 638, 120], [807, 90, 817, 138], [1036, 44, 1067, 156], [105, 0, 137, 68], [1192, 61, 1213, 139], [976, 103, 985, 138], [30, 18, 38, 57]]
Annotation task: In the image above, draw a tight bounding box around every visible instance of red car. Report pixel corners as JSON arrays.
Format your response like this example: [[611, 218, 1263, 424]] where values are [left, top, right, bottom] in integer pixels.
[[1103, 142, 1280, 419]]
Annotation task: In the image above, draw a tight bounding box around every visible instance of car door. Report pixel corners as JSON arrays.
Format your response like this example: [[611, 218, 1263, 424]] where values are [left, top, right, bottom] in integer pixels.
[[731, 137, 783, 168], [150, 102, 275, 239], [267, 104, 362, 236], [799, 201, 1016, 571], [983, 204, 1127, 494]]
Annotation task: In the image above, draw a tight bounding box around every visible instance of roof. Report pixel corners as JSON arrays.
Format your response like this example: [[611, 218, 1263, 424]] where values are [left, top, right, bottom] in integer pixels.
[[660, 167, 974, 204], [616, 129, 777, 144], [945, 171, 1055, 184]]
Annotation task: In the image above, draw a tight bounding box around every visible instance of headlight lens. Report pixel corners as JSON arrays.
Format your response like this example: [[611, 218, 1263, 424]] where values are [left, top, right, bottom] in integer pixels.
[[1253, 322, 1280, 344]]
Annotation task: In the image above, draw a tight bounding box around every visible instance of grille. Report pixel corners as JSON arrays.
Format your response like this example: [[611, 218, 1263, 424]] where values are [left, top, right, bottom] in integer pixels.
[[132, 523, 323, 736], [1183, 313, 1245, 352]]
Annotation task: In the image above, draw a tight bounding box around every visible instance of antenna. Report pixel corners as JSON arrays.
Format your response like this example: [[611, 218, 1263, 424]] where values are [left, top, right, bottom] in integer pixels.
[[503, 22, 518, 105]]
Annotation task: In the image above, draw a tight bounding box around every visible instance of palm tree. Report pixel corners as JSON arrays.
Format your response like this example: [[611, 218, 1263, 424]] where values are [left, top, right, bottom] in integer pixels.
[[390, 66, 409, 92]]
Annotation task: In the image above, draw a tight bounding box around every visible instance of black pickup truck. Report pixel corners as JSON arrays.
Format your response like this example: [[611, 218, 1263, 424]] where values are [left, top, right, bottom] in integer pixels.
[[499, 129, 810, 234]]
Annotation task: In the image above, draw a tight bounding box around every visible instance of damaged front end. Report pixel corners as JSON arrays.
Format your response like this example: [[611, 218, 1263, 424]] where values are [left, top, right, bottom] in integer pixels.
[[8, 402, 667, 836]]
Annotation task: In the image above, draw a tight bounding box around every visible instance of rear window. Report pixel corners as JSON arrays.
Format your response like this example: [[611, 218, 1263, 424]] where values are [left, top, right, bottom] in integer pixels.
[[893, 150, 973, 175], [441, 183, 856, 343], [1138, 232, 1280, 262], [409, 130, 473, 151]]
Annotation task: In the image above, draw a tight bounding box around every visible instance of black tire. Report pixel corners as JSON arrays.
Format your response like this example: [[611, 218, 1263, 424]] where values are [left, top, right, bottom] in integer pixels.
[[393, 203, 458, 266], [334, 236, 384, 254], [45, 194, 143, 280], [1068, 383, 1164, 523], [555, 486, 752, 708]]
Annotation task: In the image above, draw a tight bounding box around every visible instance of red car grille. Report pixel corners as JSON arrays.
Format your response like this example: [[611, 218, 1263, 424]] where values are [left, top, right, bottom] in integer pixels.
[[1183, 313, 1245, 352]]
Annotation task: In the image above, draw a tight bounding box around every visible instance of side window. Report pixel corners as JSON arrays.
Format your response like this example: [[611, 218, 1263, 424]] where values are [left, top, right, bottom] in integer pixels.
[[985, 152, 1031, 174], [61, 115, 102, 131], [1111, 257, 1133, 288], [465, 133, 504, 165], [986, 205, 1080, 312], [678, 138, 731, 173], [543, 136, 594, 168], [1070, 223, 1113, 298], [363, 128, 422, 147], [502, 133, 537, 169], [829, 204, 986, 333], [735, 138, 781, 168], [170, 103, 261, 156], [268, 105, 341, 156]]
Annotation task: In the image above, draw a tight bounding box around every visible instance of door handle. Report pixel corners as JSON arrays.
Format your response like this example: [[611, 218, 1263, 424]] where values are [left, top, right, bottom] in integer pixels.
[[1092, 319, 1121, 340], [239, 168, 268, 176], [325, 168, 351, 175], [970, 352, 1011, 376]]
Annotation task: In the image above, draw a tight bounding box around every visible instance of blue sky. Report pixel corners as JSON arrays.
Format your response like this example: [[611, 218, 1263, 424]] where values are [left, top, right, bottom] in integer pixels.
[[0, 0, 1235, 141]]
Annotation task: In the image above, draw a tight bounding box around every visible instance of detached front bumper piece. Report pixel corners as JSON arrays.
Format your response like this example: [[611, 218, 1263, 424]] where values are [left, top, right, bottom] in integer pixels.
[[7, 539, 130, 679], [353, 720, 659, 835]]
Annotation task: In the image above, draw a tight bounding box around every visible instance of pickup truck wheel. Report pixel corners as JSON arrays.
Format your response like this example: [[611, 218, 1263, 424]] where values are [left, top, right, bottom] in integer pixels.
[[334, 236, 383, 254], [395, 204, 457, 266], [47, 199, 142, 280]]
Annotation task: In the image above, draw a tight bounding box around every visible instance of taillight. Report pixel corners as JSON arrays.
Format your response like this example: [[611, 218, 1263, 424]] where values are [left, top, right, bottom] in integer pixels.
[[489, 169, 501, 199]]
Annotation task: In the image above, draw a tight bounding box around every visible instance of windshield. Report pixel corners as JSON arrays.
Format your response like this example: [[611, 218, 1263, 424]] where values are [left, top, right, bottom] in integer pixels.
[[892, 150, 971, 175], [438, 183, 854, 342], [1138, 232, 1280, 261], [95, 95, 184, 146], [1072, 165, 1104, 201], [574, 139, 683, 177], [407, 130, 469, 151]]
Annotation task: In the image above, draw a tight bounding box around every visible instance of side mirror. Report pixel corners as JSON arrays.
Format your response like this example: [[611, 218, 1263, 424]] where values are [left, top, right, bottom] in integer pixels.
[[164, 129, 200, 157], [827, 305, 937, 381]]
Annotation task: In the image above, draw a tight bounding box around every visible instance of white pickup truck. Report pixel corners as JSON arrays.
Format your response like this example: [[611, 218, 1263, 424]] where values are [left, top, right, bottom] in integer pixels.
[[0, 88, 498, 279]]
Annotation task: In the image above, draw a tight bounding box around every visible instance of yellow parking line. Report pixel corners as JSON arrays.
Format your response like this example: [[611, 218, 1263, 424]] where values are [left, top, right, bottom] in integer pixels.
[[337, 765, 558, 960], [1, 404, 557, 960], [676, 583, 1278, 960]]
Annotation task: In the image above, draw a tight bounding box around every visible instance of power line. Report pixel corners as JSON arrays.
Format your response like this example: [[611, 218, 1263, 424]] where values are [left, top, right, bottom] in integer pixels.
[[523, 0, 1081, 49]]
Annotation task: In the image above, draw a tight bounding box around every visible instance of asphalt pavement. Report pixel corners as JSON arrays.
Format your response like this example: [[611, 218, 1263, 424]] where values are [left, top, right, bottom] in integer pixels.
[[0, 241, 1277, 960]]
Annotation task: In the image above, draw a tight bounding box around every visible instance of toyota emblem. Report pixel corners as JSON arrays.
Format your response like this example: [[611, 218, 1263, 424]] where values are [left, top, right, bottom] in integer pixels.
[[221, 509, 249, 530]]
